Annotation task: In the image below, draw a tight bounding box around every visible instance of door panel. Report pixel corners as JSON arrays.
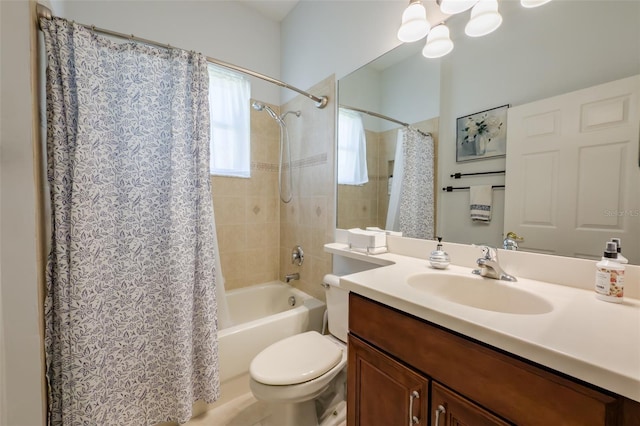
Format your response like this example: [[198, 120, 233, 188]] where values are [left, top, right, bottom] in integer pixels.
[[505, 75, 639, 262]]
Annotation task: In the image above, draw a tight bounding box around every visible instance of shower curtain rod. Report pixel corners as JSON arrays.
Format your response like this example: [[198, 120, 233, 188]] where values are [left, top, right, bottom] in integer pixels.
[[35, 4, 328, 109], [340, 104, 430, 137]]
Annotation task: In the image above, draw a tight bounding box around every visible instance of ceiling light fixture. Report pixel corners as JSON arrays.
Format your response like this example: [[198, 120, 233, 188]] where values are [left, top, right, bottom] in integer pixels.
[[397, 0, 553, 58], [397, 0, 431, 43], [437, 0, 477, 15], [422, 24, 454, 58], [521, 0, 553, 8], [465, 0, 503, 37]]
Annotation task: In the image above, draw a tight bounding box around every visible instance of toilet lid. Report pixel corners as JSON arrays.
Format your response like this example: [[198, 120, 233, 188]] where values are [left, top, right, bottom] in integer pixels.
[[250, 331, 343, 386]]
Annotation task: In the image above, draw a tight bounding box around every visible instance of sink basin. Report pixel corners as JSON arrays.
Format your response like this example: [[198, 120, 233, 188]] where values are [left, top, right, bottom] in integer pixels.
[[407, 273, 553, 315]]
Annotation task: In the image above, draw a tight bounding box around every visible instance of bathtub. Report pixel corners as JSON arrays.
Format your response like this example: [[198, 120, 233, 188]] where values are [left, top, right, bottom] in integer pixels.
[[217, 281, 326, 383]]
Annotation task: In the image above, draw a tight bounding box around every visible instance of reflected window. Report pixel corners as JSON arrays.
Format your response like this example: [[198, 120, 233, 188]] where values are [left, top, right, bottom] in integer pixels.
[[338, 108, 368, 185]]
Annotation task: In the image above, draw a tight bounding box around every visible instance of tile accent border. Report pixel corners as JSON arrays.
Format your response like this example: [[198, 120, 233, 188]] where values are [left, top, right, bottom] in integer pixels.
[[251, 153, 327, 172]]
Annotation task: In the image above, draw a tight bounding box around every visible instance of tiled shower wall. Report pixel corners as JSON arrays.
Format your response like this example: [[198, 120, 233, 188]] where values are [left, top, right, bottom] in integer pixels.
[[211, 75, 336, 300], [211, 101, 281, 291], [279, 76, 336, 302]]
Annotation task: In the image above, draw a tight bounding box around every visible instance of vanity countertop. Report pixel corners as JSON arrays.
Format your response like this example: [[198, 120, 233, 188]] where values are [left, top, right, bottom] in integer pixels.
[[326, 243, 640, 402]]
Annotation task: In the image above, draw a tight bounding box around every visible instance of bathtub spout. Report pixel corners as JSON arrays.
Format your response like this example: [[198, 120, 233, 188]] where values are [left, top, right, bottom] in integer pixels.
[[285, 273, 300, 283]]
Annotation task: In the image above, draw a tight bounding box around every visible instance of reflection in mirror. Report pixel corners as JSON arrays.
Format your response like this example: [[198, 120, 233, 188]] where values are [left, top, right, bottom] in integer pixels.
[[337, 42, 440, 234], [337, 0, 639, 264]]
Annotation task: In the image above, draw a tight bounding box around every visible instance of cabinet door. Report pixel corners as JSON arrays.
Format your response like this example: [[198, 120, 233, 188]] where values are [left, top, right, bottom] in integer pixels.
[[431, 382, 512, 426], [348, 334, 428, 426]]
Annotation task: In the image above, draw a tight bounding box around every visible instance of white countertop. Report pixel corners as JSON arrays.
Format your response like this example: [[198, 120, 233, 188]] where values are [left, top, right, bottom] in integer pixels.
[[326, 243, 640, 402]]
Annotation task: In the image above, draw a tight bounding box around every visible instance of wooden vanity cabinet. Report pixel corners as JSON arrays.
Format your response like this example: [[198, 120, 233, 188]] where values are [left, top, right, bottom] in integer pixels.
[[348, 334, 428, 426], [431, 381, 512, 426], [348, 293, 639, 426]]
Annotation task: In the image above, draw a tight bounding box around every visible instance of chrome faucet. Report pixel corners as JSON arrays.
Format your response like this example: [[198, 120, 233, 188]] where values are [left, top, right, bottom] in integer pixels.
[[472, 246, 517, 282], [284, 272, 300, 283], [503, 232, 523, 251]]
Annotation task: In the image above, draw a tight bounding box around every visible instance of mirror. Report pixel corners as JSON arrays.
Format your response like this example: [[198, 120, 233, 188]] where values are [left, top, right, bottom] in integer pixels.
[[337, 1, 639, 264]]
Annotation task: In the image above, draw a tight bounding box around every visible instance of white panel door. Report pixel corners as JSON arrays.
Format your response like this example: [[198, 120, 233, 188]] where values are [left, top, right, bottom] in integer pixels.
[[505, 75, 639, 263]]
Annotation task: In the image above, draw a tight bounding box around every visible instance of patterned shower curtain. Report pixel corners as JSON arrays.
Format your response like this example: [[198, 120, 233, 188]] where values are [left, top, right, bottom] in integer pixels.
[[41, 18, 220, 425], [391, 128, 435, 239]]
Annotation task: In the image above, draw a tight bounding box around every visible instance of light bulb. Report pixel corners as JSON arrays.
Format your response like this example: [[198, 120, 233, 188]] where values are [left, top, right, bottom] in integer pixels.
[[422, 24, 454, 58], [521, 0, 552, 8], [465, 0, 503, 37], [397, 1, 431, 43], [439, 0, 478, 15]]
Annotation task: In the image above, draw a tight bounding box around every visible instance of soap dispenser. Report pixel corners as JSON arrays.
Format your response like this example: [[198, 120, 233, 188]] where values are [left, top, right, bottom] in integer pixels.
[[610, 238, 629, 264], [429, 237, 450, 269], [595, 241, 624, 303]]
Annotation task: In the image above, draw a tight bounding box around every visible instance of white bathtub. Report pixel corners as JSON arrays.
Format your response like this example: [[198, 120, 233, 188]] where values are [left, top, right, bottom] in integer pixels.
[[217, 281, 326, 383]]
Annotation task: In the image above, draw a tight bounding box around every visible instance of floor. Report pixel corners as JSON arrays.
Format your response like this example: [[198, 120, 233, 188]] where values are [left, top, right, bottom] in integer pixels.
[[185, 392, 347, 426], [185, 393, 270, 426]]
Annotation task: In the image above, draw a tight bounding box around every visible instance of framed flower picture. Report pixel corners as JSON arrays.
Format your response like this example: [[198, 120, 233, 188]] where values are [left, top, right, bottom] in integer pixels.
[[456, 104, 509, 162]]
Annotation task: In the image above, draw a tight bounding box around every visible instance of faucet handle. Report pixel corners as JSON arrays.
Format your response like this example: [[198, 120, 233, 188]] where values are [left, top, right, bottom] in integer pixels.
[[478, 245, 498, 261], [291, 245, 304, 266]]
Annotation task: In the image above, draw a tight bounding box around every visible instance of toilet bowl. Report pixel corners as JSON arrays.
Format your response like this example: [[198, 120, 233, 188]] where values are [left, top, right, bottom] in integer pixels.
[[249, 274, 348, 426]]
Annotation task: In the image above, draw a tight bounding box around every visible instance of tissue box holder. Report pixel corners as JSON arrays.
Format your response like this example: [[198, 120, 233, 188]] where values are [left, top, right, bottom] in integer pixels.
[[347, 229, 387, 254]]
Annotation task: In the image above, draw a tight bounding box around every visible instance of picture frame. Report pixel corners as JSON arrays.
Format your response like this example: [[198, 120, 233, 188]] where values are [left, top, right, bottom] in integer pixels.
[[456, 104, 509, 162]]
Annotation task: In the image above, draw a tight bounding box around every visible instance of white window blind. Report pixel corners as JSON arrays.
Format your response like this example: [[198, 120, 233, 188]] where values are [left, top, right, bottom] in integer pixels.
[[208, 64, 250, 177], [337, 108, 368, 185]]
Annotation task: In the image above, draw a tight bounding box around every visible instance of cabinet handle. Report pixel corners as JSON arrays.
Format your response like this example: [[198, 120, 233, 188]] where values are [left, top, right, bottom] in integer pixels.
[[409, 390, 419, 425], [434, 404, 446, 426]]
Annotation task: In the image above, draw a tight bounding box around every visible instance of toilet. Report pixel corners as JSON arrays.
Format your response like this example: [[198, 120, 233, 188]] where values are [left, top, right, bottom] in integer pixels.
[[249, 274, 348, 426]]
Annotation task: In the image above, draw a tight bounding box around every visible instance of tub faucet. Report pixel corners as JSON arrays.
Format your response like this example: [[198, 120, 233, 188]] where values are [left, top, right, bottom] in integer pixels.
[[285, 273, 300, 283], [472, 246, 517, 282]]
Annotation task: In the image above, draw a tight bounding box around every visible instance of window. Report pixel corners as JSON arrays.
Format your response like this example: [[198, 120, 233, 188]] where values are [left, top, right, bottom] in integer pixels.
[[208, 64, 250, 177], [337, 108, 368, 185]]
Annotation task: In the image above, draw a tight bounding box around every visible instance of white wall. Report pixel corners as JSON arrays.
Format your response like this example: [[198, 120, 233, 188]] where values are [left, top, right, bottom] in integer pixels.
[[0, 1, 46, 425], [338, 45, 440, 132], [379, 50, 440, 131], [437, 0, 640, 247], [281, 0, 406, 103], [58, 0, 282, 105], [338, 66, 383, 131]]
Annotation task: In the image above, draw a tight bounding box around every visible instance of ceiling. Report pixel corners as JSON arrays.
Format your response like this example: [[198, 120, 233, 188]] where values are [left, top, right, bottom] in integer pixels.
[[237, 0, 301, 22], [238, 1, 448, 24]]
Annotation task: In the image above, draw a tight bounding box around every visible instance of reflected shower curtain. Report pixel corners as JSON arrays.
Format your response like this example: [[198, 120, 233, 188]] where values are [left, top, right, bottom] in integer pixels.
[[42, 18, 220, 425], [386, 128, 435, 239]]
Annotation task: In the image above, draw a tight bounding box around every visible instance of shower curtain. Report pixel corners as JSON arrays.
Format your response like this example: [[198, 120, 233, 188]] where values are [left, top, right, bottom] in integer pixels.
[[386, 128, 435, 239], [42, 18, 220, 425]]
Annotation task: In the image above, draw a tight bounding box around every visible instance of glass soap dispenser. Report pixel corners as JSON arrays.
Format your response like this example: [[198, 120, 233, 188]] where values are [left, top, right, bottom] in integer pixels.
[[429, 237, 450, 269]]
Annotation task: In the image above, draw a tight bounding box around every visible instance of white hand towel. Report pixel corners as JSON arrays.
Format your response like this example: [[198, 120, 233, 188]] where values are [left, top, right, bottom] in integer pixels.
[[470, 185, 493, 222]]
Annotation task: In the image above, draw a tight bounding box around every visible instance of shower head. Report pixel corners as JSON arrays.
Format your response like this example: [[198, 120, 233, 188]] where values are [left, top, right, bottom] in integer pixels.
[[252, 101, 282, 123], [251, 101, 265, 111], [282, 110, 301, 119]]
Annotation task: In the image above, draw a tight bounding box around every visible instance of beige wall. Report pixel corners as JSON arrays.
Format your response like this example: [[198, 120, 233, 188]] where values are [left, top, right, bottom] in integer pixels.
[[211, 101, 281, 290], [279, 76, 336, 302]]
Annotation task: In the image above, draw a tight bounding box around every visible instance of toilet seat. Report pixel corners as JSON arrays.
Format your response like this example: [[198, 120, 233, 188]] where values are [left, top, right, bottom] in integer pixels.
[[250, 331, 343, 385]]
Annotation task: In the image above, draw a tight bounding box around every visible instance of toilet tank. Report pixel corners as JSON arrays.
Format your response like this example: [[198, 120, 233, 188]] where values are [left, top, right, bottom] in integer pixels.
[[323, 274, 349, 342]]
